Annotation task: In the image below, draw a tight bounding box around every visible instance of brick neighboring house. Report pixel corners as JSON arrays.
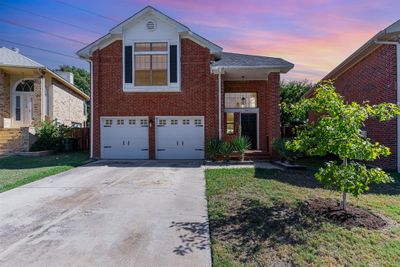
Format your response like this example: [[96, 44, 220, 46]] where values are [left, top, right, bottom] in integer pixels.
[[0, 47, 89, 154], [304, 19, 400, 171], [77, 6, 293, 160]]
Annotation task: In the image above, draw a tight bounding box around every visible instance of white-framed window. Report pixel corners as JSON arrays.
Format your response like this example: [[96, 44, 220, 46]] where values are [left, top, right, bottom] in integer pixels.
[[226, 113, 234, 135], [171, 119, 178, 125], [129, 119, 136, 125], [225, 92, 257, 108], [158, 119, 166, 126], [117, 119, 124, 125], [194, 119, 203, 126], [105, 119, 112, 126], [134, 42, 168, 86], [140, 119, 148, 126], [182, 119, 190, 125]]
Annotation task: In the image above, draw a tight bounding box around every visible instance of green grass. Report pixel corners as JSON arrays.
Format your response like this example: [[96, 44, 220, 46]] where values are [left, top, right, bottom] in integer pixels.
[[206, 162, 400, 267], [0, 152, 89, 193]]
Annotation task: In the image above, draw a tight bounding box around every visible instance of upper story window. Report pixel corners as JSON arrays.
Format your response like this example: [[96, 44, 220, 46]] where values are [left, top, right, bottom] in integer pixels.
[[225, 92, 257, 108], [134, 42, 168, 86]]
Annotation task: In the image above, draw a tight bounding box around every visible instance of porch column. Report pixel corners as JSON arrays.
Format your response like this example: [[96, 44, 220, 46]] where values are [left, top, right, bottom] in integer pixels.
[[266, 72, 280, 157], [33, 78, 42, 127]]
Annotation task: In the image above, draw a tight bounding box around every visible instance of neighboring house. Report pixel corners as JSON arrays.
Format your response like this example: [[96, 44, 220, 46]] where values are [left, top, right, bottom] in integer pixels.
[[77, 6, 293, 160], [304, 19, 400, 171], [0, 47, 90, 154]]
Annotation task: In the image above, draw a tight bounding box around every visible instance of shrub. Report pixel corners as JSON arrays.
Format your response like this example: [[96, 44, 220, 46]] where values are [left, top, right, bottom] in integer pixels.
[[30, 120, 70, 152], [272, 137, 300, 162], [207, 138, 221, 161], [232, 136, 251, 161], [219, 141, 234, 161]]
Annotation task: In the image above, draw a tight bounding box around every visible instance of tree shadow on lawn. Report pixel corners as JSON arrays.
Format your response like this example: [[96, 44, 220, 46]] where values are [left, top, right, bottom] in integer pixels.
[[255, 168, 400, 196], [210, 198, 323, 264]]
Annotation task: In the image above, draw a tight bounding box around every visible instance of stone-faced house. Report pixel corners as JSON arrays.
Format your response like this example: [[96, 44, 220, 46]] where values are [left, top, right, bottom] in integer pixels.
[[0, 47, 90, 154]]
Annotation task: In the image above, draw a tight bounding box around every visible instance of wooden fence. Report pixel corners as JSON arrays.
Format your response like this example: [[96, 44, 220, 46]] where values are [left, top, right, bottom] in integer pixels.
[[69, 128, 90, 151]]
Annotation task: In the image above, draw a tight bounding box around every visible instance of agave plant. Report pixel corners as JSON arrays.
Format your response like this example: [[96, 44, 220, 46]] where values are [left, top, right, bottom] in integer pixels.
[[232, 136, 251, 161], [207, 138, 221, 161], [219, 141, 234, 161]]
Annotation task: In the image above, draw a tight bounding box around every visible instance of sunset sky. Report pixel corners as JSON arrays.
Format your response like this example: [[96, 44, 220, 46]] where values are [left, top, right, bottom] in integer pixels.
[[1, 0, 399, 82]]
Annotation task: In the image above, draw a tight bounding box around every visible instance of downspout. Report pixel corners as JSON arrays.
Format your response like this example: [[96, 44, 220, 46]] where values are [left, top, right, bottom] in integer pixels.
[[88, 59, 94, 159], [218, 68, 222, 140], [375, 40, 400, 172]]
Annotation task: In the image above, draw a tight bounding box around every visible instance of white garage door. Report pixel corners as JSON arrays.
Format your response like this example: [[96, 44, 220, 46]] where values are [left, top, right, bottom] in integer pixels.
[[101, 117, 149, 159], [156, 116, 204, 159]]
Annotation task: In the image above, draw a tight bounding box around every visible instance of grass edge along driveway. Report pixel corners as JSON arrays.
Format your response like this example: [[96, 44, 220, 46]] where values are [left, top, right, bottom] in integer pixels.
[[0, 152, 89, 193]]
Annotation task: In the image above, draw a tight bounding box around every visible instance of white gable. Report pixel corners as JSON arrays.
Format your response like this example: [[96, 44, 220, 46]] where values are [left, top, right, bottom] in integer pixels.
[[123, 14, 179, 45]]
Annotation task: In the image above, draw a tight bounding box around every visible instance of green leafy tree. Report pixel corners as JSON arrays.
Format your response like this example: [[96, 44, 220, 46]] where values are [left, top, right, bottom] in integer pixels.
[[280, 80, 314, 127], [57, 65, 90, 123], [285, 81, 399, 210]]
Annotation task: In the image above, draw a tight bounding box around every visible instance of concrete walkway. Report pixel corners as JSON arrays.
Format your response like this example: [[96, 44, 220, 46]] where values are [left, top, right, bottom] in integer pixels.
[[0, 160, 211, 267]]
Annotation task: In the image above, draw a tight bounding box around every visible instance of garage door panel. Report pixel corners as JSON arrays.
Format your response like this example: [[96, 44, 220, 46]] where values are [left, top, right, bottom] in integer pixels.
[[156, 116, 204, 160], [101, 117, 149, 159]]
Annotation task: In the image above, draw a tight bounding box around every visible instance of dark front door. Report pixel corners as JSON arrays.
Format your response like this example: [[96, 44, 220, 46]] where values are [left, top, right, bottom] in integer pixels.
[[241, 113, 257, 150]]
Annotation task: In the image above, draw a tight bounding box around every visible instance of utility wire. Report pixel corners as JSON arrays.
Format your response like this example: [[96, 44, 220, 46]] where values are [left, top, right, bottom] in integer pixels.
[[0, 3, 103, 35], [0, 38, 82, 60], [54, 0, 119, 22], [0, 18, 89, 45]]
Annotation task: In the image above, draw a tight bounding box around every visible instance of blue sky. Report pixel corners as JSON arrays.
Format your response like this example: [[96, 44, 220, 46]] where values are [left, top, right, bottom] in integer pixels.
[[1, 0, 399, 81]]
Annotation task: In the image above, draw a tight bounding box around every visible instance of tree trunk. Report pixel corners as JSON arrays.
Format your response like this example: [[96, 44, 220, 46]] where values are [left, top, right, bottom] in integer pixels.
[[342, 157, 348, 211], [342, 191, 347, 211]]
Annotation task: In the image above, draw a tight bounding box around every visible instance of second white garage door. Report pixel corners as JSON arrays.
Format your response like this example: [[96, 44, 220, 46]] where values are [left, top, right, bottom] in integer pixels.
[[156, 116, 205, 159]]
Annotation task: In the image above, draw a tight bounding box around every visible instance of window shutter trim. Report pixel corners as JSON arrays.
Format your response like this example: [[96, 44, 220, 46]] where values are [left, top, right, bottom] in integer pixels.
[[169, 45, 177, 83], [125, 46, 133, 83]]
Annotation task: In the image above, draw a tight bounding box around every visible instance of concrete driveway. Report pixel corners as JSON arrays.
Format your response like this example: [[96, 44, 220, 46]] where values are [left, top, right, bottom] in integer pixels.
[[0, 160, 211, 267]]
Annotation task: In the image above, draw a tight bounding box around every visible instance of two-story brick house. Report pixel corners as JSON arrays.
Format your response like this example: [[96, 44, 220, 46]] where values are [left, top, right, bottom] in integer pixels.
[[77, 6, 293, 160]]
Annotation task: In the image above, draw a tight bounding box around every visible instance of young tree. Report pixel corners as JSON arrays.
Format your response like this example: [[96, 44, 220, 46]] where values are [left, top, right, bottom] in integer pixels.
[[285, 81, 399, 210]]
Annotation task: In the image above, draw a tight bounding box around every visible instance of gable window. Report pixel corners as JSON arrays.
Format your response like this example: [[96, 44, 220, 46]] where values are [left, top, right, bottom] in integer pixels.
[[225, 93, 257, 108], [134, 42, 168, 86]]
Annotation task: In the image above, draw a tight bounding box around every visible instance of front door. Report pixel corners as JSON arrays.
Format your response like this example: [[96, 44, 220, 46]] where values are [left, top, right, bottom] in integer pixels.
[[14, 93, 34, 127], [241, 113, 257, 150]]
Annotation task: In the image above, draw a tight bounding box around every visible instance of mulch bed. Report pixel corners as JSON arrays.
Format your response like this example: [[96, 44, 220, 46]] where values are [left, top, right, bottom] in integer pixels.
[[302, 198, 388, 230]]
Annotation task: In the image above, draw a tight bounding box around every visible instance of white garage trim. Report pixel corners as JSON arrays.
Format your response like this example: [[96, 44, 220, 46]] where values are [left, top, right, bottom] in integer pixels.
[[100, 116, 149, 159], [156, 116, 205, 159]]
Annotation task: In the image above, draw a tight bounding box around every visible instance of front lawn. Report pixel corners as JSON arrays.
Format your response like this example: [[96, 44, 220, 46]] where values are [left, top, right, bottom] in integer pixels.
[[206, 162, 400, 266], [0, 152, 89, 193]]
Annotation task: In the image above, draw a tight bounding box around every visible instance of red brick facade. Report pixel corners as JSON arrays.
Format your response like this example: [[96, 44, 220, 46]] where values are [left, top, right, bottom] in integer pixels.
[[332, 44, 398, 170], [91, 38, 281, 159]]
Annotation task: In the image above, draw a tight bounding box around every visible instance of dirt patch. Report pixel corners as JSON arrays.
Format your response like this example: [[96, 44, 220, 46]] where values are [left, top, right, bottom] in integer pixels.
[[302, 198, 388, 230]]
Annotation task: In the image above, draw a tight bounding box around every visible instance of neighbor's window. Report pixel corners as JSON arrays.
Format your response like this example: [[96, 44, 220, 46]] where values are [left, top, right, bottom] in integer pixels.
[[16, 80, 34, 92], [225, 93, 257, 108], [226, 112, 234, 134], [134, 42, 168, 86]]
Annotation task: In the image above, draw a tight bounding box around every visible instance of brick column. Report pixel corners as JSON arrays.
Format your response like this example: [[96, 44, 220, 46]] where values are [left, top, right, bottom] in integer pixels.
[[0, 70, 11, 128], [266, 72, 281, 157], [33, 78, 42, 127]]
